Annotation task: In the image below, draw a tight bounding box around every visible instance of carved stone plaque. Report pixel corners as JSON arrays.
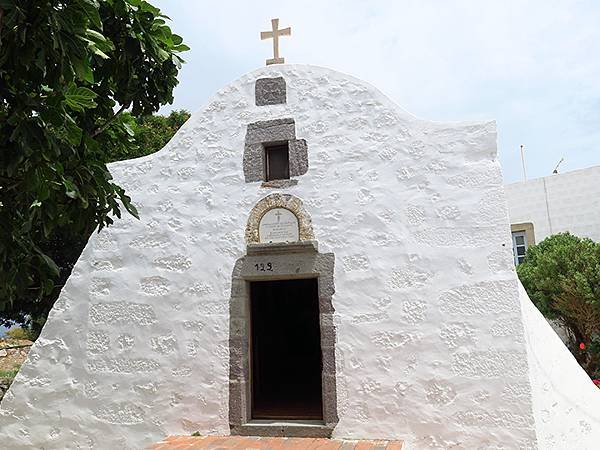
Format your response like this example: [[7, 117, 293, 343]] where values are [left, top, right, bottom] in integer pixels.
[[258, 208, 299, 243]]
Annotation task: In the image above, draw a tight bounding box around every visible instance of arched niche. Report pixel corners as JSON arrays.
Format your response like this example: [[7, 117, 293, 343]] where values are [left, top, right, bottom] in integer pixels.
[[245, 193, 315, 245]]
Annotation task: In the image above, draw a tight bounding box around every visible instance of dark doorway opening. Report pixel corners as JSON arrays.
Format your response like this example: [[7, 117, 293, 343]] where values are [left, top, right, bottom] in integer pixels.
[[250, 278, 323, 420]]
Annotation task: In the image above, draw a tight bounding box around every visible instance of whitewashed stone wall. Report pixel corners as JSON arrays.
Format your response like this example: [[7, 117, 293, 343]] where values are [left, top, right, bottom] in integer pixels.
[[1, 65, 596, 449], [519, 283, 600, 450]]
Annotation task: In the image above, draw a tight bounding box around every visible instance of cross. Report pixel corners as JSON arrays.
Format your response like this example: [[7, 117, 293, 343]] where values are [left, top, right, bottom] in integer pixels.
[[260, 18, 291, 65], [274, 210, 283, 223]]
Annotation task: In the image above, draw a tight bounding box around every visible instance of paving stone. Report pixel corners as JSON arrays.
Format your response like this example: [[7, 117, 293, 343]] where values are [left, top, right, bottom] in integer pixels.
[[147, 436, 403, 449]]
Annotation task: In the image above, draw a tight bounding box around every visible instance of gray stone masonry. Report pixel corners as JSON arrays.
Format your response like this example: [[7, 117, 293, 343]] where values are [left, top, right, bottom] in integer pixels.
[[243, 119, 309, 183], [246, 119, 295, 146], [255, 77, 287, 106]]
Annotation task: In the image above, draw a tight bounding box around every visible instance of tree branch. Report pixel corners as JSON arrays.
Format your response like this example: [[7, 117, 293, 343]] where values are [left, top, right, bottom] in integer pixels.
[[91, 105, 126, 138], [26, 284, 64, 291], [0, 344, 33, 350]]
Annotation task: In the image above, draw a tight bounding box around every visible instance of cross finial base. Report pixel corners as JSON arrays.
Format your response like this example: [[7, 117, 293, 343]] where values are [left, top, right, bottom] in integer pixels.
[[266, 57, 285, 65]]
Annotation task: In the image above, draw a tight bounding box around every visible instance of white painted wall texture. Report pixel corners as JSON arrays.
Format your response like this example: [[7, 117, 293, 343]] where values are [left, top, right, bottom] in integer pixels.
[[505, 166, 600, 243], [520, 283, 600, 450], [0, 65, 597, 449]]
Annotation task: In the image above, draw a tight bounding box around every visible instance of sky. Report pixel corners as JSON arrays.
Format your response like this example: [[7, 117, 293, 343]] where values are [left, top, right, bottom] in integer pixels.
[[153, 0, 600, 183]]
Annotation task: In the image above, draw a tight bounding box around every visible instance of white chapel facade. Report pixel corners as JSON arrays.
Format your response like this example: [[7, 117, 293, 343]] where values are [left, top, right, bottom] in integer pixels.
[[1, 62, 599, 449]]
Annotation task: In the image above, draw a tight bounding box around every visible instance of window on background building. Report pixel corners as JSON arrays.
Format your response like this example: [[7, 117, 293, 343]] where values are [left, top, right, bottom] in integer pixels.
[[512, 231, 528, 265], [264, 143, 290, 181]]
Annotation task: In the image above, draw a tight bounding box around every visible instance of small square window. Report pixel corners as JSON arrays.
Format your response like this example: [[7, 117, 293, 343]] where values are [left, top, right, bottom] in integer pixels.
[[265, 143, 290, 181]]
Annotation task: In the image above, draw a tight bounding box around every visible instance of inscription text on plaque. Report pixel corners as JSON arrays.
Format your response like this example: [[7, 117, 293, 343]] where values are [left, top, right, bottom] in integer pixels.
[[258, 208, 299, 243]]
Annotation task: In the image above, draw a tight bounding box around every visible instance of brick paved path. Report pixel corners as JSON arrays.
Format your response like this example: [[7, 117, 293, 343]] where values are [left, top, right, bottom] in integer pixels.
[[150, 436, 404, 449]]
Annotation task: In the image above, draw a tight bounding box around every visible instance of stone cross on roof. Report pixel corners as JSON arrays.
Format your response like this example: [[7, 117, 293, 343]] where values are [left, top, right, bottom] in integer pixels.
[[260, 18, 291, 65]]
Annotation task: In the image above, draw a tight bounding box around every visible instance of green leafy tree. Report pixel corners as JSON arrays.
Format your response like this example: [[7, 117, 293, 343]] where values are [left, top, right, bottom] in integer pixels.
[[517, 232, 600, 377], [106, 109, 190, 161], [0, 0, 189, 333]]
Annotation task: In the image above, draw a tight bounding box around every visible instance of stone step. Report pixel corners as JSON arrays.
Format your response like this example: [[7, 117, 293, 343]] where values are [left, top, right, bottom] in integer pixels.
[[149, 435, 404, 449]]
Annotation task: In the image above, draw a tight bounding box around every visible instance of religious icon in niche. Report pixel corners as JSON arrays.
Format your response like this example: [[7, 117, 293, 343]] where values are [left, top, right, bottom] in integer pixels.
[[258, 208, 299, 243]]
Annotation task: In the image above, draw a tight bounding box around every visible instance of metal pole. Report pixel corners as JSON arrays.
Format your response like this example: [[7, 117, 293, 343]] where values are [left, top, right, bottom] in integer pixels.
[[520, 144, 527, 181]]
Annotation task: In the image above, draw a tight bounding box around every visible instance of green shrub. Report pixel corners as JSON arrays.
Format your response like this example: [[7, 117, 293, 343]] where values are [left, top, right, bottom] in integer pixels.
[[0, 369, 19, 379], [517, 232, 600, 378], [5, 327, 36, 341]]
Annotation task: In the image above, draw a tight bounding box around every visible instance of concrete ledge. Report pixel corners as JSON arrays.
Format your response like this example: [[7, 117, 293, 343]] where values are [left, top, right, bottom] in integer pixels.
[[261, 179, 299, 189], [231, 419, 333, 438], [246, 240, 318, 255]]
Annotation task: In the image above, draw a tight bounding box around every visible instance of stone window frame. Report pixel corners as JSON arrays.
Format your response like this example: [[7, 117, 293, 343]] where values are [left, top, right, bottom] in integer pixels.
[[243, 118, 308, 185], [228, 242, 338, 438]]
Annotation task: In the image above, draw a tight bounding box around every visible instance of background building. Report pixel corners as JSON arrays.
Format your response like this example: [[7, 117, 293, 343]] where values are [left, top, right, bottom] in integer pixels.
[[505, 165, 600, 265]]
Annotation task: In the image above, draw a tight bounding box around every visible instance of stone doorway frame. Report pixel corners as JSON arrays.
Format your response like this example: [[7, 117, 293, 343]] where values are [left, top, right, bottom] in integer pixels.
[[228, 241, 338, 437]]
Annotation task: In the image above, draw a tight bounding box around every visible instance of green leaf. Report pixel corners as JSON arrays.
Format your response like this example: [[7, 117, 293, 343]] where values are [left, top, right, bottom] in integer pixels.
[[116, 188, 139, 219], [73, 57, 95, 84], [39, 253, 60, 278], [84, 28, 114, 58], [43, 278, 55, 295], [155, 47, 170, 63], [138, 1, 160, 15], [86, 29, 106, 42], [173, 43, 190, 52], [79, 0, 103, 29], [40, 108, 64, 127], [63, 179, 79, 199], [90, 45, 110, 59], [123, 122, 135, 137], [64, 84, 98, 112], [64, 115, 83, 145]]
